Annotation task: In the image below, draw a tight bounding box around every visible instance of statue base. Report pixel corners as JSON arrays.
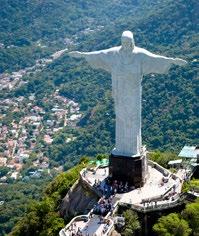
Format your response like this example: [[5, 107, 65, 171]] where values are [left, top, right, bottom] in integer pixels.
[[109, 150, 147, 188]]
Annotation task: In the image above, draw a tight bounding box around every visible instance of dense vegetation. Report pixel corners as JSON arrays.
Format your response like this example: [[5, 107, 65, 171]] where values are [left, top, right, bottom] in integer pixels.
[[0, 177, 52, 235], [122, 209, 141, 236], [0, 0, 170, 72], [8, 159, 88, 236], [0, 0, 198, 235], [2, 0, 198, 165], [153, 213, 192, 236], [153, 200, 199, 236], [17, 0, 198, 166], [148, 151, 180, 168]]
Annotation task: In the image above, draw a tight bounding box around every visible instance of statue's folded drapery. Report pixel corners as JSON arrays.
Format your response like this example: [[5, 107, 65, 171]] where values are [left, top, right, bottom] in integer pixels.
[[83, 46, 174, 156]]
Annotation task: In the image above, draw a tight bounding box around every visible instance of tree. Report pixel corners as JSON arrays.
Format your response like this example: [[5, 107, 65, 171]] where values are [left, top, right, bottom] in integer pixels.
[[40, 212, 65, 236], [122, 209, 141, 236], [79, 156, 90, 164], [148, 151, 180, 168], [183, 200, 199, 235], [153, 213, 192, 236], [96, 153, 108, 161], [0, 166, 10, 177], [9, 163, 86, 236]]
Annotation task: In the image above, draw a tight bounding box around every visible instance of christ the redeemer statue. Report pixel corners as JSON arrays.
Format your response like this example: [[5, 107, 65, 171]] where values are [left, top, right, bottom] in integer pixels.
[[69, 31, 186, 157]]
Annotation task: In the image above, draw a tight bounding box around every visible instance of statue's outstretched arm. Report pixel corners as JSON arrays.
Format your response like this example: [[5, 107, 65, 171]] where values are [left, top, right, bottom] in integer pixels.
[[148, 52, 187, 66], [68, 51, 101, 59], [68, 49, 112, 72], [142, 49, 188, 75], [167, 57, 187, 66]]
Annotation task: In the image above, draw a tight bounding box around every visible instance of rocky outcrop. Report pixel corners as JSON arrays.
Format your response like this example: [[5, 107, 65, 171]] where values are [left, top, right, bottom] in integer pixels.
[[111, 230, 121, 236], [59, 179, 98, 218]]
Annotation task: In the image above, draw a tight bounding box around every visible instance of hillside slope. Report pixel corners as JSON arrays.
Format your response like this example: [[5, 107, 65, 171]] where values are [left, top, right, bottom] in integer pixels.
[[0, 0, 170, 72], [0, 1, 198, 234], [0, 1, 178, 234], [0, 0, 172, 44], [44, 0, 198, 166]]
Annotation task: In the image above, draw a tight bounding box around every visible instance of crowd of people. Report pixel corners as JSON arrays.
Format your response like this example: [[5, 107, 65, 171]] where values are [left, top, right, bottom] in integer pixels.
[[93, 195, 114, 216], [93, 177, 131, 214], [94, 177, 131, 197], [108, 179, 130, 194]]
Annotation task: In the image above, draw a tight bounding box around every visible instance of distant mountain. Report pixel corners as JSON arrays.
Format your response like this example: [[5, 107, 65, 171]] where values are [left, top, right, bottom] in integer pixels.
[[0, 0, 171, 44], [11, 0, 198, 167], [0, 0, 198, 235], [46, 0, 198, 166], [0, 0, 171, 72]]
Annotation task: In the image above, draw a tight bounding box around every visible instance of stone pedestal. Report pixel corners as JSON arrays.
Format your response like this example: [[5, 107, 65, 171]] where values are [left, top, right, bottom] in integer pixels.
[[109, 151, 147, 187]]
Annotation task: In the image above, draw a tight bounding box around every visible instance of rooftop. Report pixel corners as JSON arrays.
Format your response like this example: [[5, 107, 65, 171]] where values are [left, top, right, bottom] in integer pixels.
[[178, 145, 199, 158]]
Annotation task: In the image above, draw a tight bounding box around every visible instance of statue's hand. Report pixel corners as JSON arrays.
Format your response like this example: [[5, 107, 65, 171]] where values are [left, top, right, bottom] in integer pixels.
[[68, 51, 82, 58], [174, 58, 187, 66]]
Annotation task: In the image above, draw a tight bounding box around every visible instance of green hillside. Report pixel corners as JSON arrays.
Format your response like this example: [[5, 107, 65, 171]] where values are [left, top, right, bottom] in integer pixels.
[[0, 0, 198, 235], [15, 0, 197, 167], [1, 0, 172, 44], [1, 0, 197, 165], [0, 0, 169, 72]]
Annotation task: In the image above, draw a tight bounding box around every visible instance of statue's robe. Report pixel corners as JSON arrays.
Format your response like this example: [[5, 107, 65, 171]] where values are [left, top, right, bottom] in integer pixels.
[[84, 46, 173, 156]]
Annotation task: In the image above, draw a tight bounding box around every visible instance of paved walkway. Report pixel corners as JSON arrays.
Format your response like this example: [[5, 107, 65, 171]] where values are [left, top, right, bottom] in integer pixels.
[[119, 166, 181, 205], [84, 167, 108, 187], [61, 214, 113, 236], [60, 163, 185, 236], [83, 165, 182, 206], [63, 215, 106, 236]]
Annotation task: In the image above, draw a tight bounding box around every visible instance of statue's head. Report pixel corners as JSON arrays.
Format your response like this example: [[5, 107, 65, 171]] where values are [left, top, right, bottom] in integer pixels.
[[121, 31, 135, 50]]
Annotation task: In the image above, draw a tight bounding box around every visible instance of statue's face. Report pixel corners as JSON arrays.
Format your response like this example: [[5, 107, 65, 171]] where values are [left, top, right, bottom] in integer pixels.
[[121, 36, 134, 51]]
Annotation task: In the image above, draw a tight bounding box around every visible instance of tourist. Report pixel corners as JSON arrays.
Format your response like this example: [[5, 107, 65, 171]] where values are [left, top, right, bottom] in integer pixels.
[[99, 215, 104, 223], [104, 187, 108, 196], [83, 170, 86, 177], [124, 181, 128, 192], [114, 187, 117, 195], [110, 185, 113, 195], [77, 227, 82, 236]]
